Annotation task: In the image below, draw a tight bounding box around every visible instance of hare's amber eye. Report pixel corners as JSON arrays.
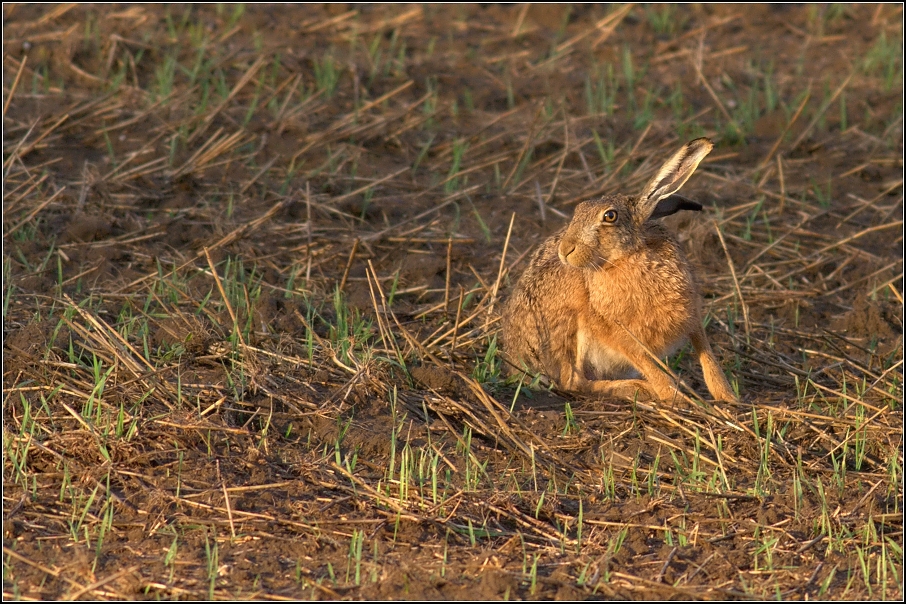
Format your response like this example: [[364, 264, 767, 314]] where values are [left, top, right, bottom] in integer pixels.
[[602, 209, 618, 223]]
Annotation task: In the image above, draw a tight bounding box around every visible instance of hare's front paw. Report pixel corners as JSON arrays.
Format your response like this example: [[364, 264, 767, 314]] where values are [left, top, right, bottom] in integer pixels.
[[585, 379, 658, 402]]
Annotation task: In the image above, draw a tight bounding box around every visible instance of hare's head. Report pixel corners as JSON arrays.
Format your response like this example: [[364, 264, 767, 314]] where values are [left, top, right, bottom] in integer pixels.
[[558, 138, 713, 269]]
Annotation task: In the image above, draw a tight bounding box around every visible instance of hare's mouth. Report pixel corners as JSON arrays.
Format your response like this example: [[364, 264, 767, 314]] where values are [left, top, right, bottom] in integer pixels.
[[558, 248, 583, 267], [559, 239, 585, 266], [559, 245, 604, 269]]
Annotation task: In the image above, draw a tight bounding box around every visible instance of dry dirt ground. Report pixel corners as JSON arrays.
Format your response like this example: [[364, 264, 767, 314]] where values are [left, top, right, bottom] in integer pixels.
[[3, 3, 903, 600]]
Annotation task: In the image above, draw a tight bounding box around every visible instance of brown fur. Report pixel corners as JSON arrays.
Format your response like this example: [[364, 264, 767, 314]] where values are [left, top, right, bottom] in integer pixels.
[[500, 138, 738, 402]]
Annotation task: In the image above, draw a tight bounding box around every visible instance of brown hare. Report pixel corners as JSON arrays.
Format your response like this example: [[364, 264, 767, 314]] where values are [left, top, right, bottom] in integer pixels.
[[501, 138, 738, 402]]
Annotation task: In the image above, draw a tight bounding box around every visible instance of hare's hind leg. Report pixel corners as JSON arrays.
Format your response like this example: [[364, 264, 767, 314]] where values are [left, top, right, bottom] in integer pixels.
[[566, 354, 687, 403], [561, 370, 658, 401], [586, 378, 662, 402], [570, 332, 688, 402], [689, 328, 738, 402]]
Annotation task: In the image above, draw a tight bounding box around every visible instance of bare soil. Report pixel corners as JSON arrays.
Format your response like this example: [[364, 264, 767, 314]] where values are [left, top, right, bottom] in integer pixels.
[[3, 4, 903, 600]]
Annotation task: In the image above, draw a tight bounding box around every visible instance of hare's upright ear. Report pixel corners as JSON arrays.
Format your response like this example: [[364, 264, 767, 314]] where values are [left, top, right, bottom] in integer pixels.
[[636, 138, 713, 222]]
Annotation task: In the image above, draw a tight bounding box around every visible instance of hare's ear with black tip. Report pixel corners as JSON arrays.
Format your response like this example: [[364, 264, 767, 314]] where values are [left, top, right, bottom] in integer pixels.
[[649, 194, 703, 220], [636, 138, 712, 223]]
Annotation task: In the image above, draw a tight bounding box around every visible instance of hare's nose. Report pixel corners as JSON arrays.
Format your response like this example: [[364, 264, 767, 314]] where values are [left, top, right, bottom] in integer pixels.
[[558, 240, 576, 261]]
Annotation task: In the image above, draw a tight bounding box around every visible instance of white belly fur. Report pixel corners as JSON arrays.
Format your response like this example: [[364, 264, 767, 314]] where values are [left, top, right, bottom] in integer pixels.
[[575, 327, 688, 380], [576, 327, 636, 379]]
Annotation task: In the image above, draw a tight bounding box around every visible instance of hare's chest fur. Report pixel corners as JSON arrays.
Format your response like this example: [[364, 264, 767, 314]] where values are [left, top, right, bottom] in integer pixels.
[[576, 246, 695, 375]]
